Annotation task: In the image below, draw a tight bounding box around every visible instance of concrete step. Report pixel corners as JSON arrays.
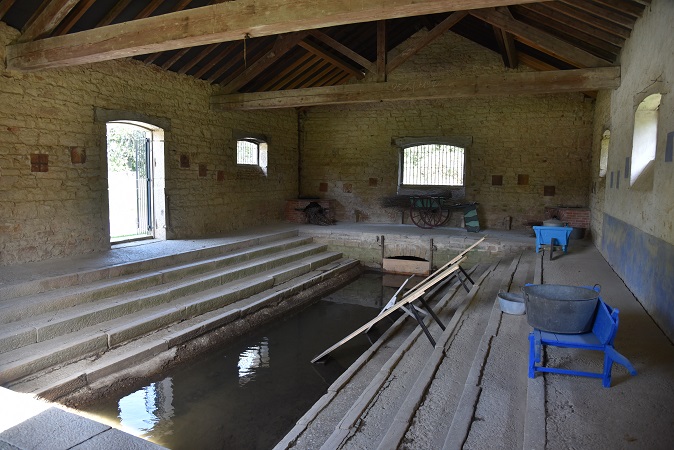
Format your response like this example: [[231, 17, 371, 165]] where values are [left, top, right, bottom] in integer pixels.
[[0, 235, 312, 326], [7, 258, 361, 400], [0, 230, 301, 302], [0, 241, 326, 354], [0, 251, 344, 385]]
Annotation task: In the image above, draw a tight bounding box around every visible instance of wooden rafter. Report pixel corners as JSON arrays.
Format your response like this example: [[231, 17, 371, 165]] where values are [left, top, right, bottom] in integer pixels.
[[0, 0, 17, 21], [97, 0, 133, 27], [161, 48, 191, 70], [260, 52, 315, 91], [547, 2, 631, 38], [309, 30, 376, 74], [516, 4, 625, 47], [222, 32, 309, 93], [7, 0, 541, 71], [298, 39, 364, 79], [559, 0, 636, 29], [136, 0, 165, 20], [377, 21, 386, 82], [193, 43, 241, 79], [387, 11, 468, 73], [19, 0, 80, 42], [211, 66, 621, 110], [493, 7, 518, 68], [53, 0, 97, 36], [284, 58, 331, 90], [208, 38, 269, 84], [470, 9, 611, 68], [588, 0, 645, 19], [178, 43, 220, 75]]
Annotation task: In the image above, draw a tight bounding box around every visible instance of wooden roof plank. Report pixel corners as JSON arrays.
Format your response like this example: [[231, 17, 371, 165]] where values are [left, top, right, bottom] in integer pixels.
[[97, 0, 133, 27], [309, 30, 376, 74], [387, 11, 468, 73], [19, 0, 79, 42], [284, 59, 331, 90], [493, 7, 518, 68], [545, 2, 631, 39], [590, 0, 645, 18], [377, 20, 386, 82], [211, 66, 621, 110], [258, 51, 314, 91], [178, 43, 220, 75], [207, 38, 269, 84], [7, 0, 542, 71], [470, 8, 612, 68], [298, 38, 364, 79], [0, 0, 17, 22], [222, 32, 309, 93], [136, 0, 165, 20], [559, 0, 636, 28], [193, 42, 240, 78], [161, 47, 191, 70]]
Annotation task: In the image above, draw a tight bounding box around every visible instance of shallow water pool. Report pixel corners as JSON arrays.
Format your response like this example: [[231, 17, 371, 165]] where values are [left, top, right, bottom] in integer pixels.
[[80, 272, 396, 449]]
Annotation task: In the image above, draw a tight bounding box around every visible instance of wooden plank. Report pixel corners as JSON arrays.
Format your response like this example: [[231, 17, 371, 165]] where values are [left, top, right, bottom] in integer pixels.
[[97, 0, 133, 27], [311, 259, 465, 363], [7, 0, 542, 71], [492, 8, 517, 68], [377, 20, 386, 82], [387, 11, 468, 73], [19, 0, 79, 43], [161, 48, 191, 70], [545, 2, 631, 39], [559, 0, 636, 28], [178, 43, 220, 74], [136, 0, 164, 20], [309, 30, 376, 74], [258, 51, 314, 91], [470, 8, 611, 68], [283, 58, 331, 90], [207, 38, 267, 83], [222, 32, 308, 92], [298, 39, 364, 79], [211, 66, 621, 110], [0, 0, 17, 22], [193, 43, 240, 79]]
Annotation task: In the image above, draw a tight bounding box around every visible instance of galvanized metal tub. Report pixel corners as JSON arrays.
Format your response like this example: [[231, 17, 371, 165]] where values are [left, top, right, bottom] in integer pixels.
[[497, 291, 526, 315], [522, 284, 600, 333]]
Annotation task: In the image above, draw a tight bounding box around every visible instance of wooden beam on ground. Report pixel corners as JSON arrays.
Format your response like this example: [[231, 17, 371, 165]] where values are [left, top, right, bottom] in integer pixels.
[[377, 21, 386, 82], [0, 0, 17, 22], [222, 32, 308, 93], [387, 11, 467, 73], [470, 8, 611, 68], [298, 38, 364, 80], [6, 0, 541, 71], [19, 0, 79, 43], [211, 66, 621, 110], [309, 30, 376, 74]]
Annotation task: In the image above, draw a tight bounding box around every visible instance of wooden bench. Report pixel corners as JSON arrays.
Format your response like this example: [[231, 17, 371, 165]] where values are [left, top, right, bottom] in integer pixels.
[[528, 298, 637, 387]]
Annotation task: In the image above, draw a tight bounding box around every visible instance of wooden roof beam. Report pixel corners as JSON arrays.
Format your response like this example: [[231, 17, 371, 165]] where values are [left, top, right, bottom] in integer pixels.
[[470, 8, 611, 68], [309, 30, 376, 74], [211, 66, 621, 110], [386, 11, 468, 74], [97, 0, 133, 27], [492, 7, 518, 68], [377, 21, 386, 82], [53, 0, 97, 36], [298, 39, 364, 80], [544, 2, 631, 39], [222, 32, 309, 93], [7, 0, 541, 71], [19, 0, 79, 43], [559, 0, 636, 29], [0, 0, 17, 22], [178, 43, 220, 74]]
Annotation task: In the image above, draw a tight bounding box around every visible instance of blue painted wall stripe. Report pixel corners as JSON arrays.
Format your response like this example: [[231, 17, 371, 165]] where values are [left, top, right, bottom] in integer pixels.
[[602, 214, 674, 341], [666, 131, 673, 162]]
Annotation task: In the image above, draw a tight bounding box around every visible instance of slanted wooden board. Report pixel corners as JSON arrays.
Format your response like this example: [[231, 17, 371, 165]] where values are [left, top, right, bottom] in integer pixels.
[[311, 258, 465, 363]]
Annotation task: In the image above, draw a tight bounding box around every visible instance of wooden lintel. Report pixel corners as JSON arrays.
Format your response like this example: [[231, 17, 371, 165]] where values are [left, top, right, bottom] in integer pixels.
[[387, 11, 468, 74], [211, 66, 621, 110], [470, 9, 611, 68], [6, 0, 541, 71], [309, 30, 376, 74], [19, 0, 80, 43]]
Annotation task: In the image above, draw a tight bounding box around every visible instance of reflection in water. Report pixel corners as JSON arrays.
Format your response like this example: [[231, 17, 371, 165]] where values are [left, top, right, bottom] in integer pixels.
[[118, 377, 174, 440], [81, 273, 394, 449], [238, 338, 270, 385]]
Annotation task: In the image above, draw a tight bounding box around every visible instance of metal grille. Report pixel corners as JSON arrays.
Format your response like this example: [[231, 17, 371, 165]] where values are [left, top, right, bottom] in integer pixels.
[[402, 144, 464, 186], [237, 140, 259, 165]]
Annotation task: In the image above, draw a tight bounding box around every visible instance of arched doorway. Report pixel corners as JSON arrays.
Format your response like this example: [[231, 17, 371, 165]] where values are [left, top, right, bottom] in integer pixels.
[[106, 121, 166, 243]]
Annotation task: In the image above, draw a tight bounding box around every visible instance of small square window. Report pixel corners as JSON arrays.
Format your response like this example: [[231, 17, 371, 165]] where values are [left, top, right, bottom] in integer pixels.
[[236, 138, 268, 175]]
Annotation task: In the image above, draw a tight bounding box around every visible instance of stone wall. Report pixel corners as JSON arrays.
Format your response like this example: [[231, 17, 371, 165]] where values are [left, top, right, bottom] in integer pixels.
[[591, 0, 674, 340], [0, 23, 298, 266], [300, 32, 594, 229]]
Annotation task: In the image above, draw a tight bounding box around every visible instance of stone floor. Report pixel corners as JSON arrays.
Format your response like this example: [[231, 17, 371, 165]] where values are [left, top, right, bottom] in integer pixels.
[[0, 223, 672, 449]]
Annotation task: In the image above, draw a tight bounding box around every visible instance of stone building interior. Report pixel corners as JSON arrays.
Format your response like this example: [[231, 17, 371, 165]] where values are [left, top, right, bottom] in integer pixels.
[[0, 0, 673, 449]]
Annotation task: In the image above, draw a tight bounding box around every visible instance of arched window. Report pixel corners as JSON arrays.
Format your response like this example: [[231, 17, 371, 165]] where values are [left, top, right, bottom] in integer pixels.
[[599, 129, 610, 178], [630, 93, 661, 186]]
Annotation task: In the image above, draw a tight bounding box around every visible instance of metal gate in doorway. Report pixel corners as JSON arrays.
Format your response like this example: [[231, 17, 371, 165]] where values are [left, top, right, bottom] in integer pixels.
[[107, 124, 153, 241]]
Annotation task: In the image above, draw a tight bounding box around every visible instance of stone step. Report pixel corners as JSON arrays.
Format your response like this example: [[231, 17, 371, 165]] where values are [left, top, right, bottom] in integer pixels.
[[0, 235, 312, 326], [8, 258, 361, 400], [0, 230, 301, 302], [0, 241, 327, 354], [0, 251, 344, 384], [275, 266, 483, 450]]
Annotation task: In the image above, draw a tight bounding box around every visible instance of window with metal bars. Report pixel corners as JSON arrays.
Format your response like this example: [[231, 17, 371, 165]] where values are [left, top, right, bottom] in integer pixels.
[[237, 139, 260, 165], [401, 144, 465, 186]]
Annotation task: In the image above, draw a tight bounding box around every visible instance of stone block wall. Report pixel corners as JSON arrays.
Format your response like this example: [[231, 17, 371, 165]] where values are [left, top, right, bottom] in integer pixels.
[[299, 33, 594, 229], [0, 23, 298, 266]]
